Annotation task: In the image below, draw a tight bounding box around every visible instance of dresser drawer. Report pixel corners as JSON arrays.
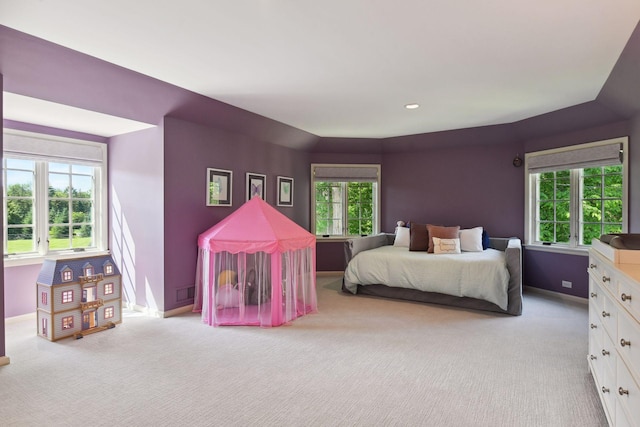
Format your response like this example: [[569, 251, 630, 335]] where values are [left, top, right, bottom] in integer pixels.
[[589, 279, 605, 313], [600, 364, 618, 424], [600, 264, 617, 294], [618, 277, 640, 323], [618, 311, 640, 380], [601, 291, 618, 340], [615, 400, 633, 427], [589, 301, 604, 349], [616, 361, 640, 427], [589, 254, 602, 279], [601, 330, 618, 378]]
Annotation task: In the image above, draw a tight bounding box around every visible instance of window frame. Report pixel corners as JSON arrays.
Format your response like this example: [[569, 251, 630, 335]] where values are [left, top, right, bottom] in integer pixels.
[[524, 137, 628, 254], [3, 130, 109, 266], [61, 290, 74, 304], [104, 282, 114, 295], [310, 164, 381, 240], [104, 306, 114, 319], [62, 315, 74, 330]]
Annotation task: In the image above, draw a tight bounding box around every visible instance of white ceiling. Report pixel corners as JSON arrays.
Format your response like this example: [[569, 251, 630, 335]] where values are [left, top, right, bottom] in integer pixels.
[[3, 93, 156, 137], [1, 1, 639, 139]]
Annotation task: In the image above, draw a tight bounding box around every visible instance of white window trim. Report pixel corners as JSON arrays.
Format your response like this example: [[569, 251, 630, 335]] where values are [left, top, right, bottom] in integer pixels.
[[524, 137, 628, 253], [310, 163, 381, 240], [3, 129, 109, 267]]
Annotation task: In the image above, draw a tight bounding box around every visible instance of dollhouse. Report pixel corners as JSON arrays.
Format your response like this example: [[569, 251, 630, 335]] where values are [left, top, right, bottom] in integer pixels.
[[36, 255, 122, 341]]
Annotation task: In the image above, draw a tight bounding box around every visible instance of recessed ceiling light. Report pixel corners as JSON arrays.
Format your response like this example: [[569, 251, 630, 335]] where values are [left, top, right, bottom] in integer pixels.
[[404, 103, 420, 110]]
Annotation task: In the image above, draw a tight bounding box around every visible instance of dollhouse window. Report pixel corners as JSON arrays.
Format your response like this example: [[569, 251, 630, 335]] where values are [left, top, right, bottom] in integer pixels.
[[104, 283, 114, 295], [61, 268, 73, 282], [62, 316, 74, 329], [62, 290, 73, 303], [84, 265, 94, 276], [104, 306, 114, 319], [41, 292, 47, 305], [104, 262, 114, 275]]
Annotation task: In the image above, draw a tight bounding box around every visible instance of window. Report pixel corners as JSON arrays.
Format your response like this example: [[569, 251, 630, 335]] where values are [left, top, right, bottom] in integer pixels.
[[62, 316, 74, 329], [84, 265, 94, 276], [525, 138, 628, 250], [41, 292, 47, 306], [61, 290, 73, 304], [104, 283, 114, 295], [311, 164, 380, 238], [2, 130, 107, 262], [104, 306, 114, 319], [61, 269, 73, 282], [104, 263, 114, 275]]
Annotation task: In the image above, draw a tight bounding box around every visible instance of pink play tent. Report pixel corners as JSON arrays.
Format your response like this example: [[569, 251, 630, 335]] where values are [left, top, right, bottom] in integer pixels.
[[193, 197, 317, 327]]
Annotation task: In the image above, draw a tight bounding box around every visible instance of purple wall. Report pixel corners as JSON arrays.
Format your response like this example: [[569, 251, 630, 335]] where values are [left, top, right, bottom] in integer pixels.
[[523, 250, 589, 298], [162, 116, 310, 312], [381, 141, 524, 236], [109, 126, 165, 313], [3, 264, 40, 318]]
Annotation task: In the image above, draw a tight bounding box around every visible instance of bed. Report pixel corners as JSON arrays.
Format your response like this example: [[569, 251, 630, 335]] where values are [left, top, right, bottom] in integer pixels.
[[342, 233, 523, 315]]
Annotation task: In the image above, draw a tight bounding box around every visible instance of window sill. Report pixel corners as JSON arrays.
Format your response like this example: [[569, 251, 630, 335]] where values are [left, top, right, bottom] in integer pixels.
[[317, 236, 379, 243], [523, 243, 589, 256], [4, 249, 111, 268], [316, 236, 349, 243]]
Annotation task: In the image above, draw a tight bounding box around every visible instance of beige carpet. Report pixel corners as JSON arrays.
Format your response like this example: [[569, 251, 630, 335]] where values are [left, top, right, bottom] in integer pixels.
[[0, 276, 607, 427]]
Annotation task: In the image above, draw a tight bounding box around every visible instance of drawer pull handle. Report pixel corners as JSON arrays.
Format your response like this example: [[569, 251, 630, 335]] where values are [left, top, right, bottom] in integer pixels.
[[602, 276, 610, 282], [618, 387, 629, 396], [620, 339, 631, 347], [621, 293, 632, 302], [602, 386, 610, 394], [590, 263, 597, 269], [602, 311, 610, 318], [590, 323, 597, 329], [601, 349, 610, 356], [590, 354, 597, 360], [591, 292, 597, 298]]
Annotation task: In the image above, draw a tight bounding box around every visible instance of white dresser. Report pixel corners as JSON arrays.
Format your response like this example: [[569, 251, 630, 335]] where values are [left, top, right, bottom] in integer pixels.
[[588, 242, 640, 426]]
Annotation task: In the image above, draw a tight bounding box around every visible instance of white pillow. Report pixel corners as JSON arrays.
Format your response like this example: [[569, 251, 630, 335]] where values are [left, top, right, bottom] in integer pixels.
[[459, 227, 484, 252], [432, 237, 461, 254], [393, 226, 410, 247]]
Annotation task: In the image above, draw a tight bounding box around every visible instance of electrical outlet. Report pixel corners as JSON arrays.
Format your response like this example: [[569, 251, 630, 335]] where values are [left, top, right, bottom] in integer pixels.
[[562, 280, 572, 289]]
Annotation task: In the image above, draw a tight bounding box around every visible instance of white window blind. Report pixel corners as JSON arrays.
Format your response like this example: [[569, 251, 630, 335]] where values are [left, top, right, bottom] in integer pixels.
[[3, 132, 105, 165], [527, 142, 622, 174], [312, 164, 379, 182]]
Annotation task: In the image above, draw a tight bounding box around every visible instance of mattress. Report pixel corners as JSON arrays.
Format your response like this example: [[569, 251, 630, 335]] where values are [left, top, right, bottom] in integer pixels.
[[343, 245, 510, 310]]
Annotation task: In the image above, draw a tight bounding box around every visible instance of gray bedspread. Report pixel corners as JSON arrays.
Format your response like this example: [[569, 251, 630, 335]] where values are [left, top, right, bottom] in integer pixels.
[[344, 245, 509, 310], [343, 234, 523, 316]]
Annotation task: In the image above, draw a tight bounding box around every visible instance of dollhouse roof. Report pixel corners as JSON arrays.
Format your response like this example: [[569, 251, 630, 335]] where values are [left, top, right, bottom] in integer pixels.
[[198, 197, 315, 254], [36, 255, 120, 286]]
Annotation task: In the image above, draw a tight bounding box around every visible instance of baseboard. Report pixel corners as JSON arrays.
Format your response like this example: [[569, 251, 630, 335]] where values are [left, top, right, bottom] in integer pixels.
[[162, 304, 195, 318], [6, 312, 37, 324], [524, 286, 588, 305], [0, 356, 10, 366], [125, 302, 194, 318], [317, 271, 343, 277], [125, 303, 163, 318]]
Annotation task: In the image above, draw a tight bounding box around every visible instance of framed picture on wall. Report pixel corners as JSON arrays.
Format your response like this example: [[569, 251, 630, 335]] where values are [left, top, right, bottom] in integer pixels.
[[207, 168, 233, 206], [277, 176, 294, 207], [246, 172, 266, 201]]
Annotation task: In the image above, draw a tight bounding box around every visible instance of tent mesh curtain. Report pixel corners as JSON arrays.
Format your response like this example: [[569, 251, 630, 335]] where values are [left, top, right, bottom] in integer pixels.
[[194, 248, 316, 327]]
